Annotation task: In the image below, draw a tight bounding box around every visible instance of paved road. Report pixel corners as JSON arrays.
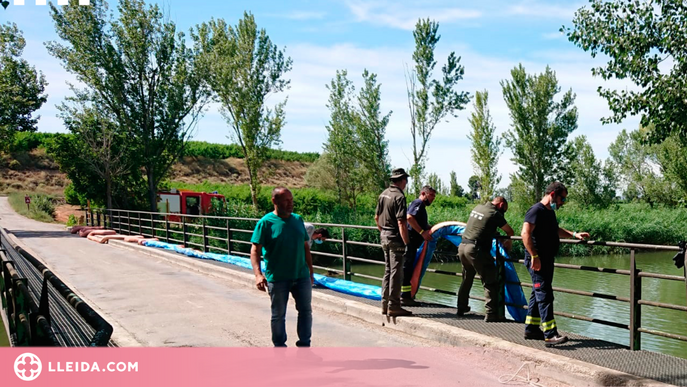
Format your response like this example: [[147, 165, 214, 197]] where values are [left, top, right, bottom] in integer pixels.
[[0, 198, 573, 386]]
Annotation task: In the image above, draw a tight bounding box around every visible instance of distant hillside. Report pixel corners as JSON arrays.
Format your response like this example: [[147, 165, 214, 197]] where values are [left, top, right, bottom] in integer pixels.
[[1, 133, 316, 195]]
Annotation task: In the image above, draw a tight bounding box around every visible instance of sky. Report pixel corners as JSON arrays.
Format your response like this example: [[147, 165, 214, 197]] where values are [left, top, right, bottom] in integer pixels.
[[1, 0, 641, 190]]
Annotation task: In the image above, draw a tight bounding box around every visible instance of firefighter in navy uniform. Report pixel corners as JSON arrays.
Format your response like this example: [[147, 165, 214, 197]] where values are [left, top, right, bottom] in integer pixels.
[[401, 185, 436, 306], [457, 196, 514, 321], [522, 182, 590, 347]]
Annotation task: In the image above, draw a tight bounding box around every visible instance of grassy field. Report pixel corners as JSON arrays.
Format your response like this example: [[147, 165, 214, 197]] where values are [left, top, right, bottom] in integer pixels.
[[7, 192, 56, 223]]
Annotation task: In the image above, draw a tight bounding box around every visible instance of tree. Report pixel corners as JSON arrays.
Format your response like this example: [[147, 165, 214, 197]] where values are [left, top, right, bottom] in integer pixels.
[[59, 105, 131, 210], [426, 173, 446, 195], [564, 0, 687, 144], [355, 69, 392, 193], [304, 152, 337, 192], [0, 23, 47, 151], [609, 128, 676, 205], [48, 0, 209, 211], [323, 70, 364, 208], [406, 18, 470, 195], [449, 170, 465, 197], [501, 64, 578, 204], [193, 14, 291, 209], [468, 175, 481, 200], [467, 90, 501, 201], [567, 136, 616, 208]]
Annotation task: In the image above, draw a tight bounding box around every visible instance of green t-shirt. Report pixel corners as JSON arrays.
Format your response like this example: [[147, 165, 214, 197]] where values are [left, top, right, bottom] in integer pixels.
[[250, 212, 310, 282]]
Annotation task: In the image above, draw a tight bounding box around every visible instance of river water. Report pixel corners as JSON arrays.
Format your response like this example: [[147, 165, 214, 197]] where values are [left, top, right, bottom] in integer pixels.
[[344, 251, 687, 359]]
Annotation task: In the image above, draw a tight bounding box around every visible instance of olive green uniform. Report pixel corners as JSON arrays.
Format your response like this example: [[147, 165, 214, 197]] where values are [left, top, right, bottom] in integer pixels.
[[458, 202, 507, 318], [375, 185, 407, 310]]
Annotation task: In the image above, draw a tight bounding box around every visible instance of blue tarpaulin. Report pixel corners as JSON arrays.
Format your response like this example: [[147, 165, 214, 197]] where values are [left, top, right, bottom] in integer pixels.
[[140, 240, 382, 300]]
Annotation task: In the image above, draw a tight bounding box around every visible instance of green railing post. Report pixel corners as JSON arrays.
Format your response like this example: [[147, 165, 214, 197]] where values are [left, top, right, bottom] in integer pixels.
[[96, 211, 101, 227], [165, 216, 170, 243], [342, 228, 351, 281], [226, 219, 232, 255], [126, 211, 131, 235], [202, 217, 208, 253], [630, 249, 642, 351], [182, 216, 188, 247]]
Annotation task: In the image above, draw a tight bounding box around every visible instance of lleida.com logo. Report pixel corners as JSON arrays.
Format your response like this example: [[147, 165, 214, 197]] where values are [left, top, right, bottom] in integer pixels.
[[14, 352, 139, 381], [14, 353, 42, 382]]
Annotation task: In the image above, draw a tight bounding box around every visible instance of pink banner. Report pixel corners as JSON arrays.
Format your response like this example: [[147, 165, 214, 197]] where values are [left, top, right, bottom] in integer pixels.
[[1, 347, 508, 386]]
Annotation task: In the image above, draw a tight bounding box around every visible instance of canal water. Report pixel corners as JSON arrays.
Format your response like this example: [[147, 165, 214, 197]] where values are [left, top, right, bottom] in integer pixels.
[[341, 250, 687, 359]]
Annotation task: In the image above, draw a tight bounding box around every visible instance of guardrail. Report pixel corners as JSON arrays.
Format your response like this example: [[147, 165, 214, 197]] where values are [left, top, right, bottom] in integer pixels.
[[88, 207, 687, 351], [0, 228, 113, 347]]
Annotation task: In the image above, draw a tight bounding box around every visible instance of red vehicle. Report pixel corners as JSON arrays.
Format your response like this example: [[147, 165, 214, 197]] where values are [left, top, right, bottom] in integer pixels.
[[157, 189, 226, 221]]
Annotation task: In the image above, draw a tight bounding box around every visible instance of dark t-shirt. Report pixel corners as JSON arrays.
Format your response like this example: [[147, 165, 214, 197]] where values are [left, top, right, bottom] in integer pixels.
[[375, 185, 407, 237], [406, 199, 429, 236], [524, 202, 560, 261], [462, 202, 507, 246]]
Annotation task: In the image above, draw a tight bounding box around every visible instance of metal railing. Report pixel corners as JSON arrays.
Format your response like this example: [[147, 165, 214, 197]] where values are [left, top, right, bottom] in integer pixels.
[[88, 208, 687, 351], [0, 228, 113, 347]]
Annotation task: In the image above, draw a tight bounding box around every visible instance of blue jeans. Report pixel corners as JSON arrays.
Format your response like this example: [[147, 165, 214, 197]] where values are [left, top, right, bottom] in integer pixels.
[[267, 277, 312, 347]]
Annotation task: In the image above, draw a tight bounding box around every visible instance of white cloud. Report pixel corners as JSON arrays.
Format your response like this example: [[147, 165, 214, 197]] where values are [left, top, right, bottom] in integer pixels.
[[506, 1, 585, 19], [345, 0, 482, 30]]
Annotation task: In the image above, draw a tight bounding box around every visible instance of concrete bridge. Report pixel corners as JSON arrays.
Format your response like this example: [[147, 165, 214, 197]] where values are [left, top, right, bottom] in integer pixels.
[[1, 198, 685, 387]]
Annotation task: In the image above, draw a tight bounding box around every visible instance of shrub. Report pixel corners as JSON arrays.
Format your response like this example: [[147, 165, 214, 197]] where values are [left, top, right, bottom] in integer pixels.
[[66, 214, 78, 227], [184, 141, 319, 163]]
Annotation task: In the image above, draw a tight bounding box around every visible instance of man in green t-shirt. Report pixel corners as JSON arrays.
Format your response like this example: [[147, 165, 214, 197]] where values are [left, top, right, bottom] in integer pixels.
[[250, 187, 314, 347], [457, 196, 514, 322]]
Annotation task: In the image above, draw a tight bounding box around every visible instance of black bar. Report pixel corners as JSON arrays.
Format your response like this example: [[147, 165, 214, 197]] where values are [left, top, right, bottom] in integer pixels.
[[630, 249, 641, 351]]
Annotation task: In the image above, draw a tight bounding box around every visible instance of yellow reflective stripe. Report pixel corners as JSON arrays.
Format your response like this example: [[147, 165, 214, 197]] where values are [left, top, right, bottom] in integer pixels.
[[542, 319, 557, 331], [401, 286, 412, 292], [525, 316, 541, 325]]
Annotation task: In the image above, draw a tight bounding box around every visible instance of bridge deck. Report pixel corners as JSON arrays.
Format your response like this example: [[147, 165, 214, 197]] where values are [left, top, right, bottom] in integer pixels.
[[205, 259, 687, 386]]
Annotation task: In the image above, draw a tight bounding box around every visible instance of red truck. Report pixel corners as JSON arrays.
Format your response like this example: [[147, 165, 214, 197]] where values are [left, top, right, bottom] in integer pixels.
[[157, 189, 226, 221]]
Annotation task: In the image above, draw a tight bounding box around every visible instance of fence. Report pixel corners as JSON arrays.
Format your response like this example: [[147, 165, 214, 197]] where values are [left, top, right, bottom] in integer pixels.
[[0, 228, 113, 347], [88, 208, 687, 351]]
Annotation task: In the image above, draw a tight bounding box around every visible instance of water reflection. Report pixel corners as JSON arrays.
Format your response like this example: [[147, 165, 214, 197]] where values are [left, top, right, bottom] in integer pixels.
[[341, 251, 687, 359]]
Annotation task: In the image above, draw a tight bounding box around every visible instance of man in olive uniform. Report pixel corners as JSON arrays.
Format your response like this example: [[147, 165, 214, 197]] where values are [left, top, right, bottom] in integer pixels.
[[375, 168, 413, 317], [457, 196, 514, 322]]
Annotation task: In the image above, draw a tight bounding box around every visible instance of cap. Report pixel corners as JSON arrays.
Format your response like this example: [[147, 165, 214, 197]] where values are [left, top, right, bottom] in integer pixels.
[[390, 168, 409, 180]]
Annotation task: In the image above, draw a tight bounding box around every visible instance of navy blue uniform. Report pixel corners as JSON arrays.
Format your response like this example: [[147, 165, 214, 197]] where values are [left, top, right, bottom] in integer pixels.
[[523, 202, 560, 339], [402, 198, 429, 297]]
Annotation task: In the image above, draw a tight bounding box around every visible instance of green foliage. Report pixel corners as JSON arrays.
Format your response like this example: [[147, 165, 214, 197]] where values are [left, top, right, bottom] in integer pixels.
[[63, 182, 87, 206], [48, 0, 210, 211], [608, 127, 677, 205], [8, 192, 55, 223], [0, 23, 47, 151], [10, 132, 66, 152], [501, 64, 578, 204], [449, 171, 465, 198], [324, 70, 365, 207], [426, 173, 446, 195], [567, 135, 616, 208], [467, 175, 480, 200], [468, 90, 502, 200], [66, 214, 78, 227], [184, 141, 318, 162], [355, 69, 392, 193], [304, 152, 337, 191], [192, 13, 291, 209], [171, 181, 687, 256], [564, 0, 687, 144], [406, 18, 470, 195]]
